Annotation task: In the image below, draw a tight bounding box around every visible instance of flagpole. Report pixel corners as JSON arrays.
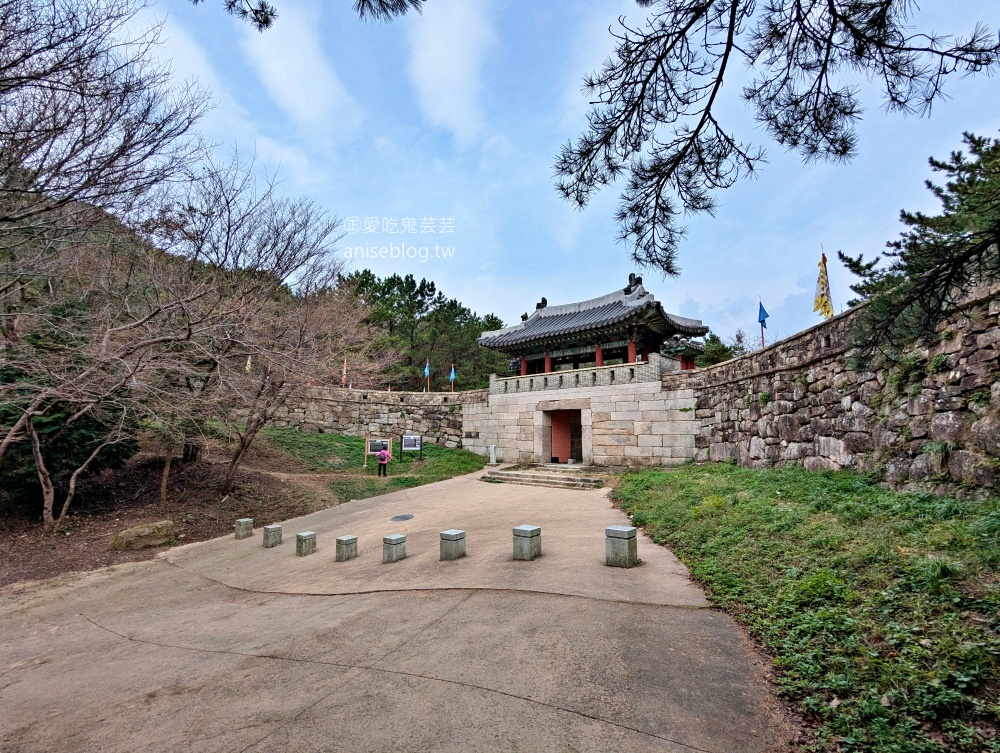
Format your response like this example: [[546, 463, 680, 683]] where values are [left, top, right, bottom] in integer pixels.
[[759, 296, 765, 348]]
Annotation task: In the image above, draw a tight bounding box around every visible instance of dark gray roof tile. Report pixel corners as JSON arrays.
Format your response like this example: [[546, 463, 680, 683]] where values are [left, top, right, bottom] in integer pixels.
[[478, 284, 707, 351]]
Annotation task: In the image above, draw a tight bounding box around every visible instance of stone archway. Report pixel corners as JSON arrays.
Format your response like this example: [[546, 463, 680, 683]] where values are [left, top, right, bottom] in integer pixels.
[[534, 398, 592, 465]]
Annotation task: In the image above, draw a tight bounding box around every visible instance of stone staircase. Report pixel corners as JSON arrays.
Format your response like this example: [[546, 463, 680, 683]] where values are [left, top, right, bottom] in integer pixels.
[[483, 464, 605, 490]]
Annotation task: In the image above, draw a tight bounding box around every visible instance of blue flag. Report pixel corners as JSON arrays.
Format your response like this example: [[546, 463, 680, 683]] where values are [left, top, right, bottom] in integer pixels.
[[758, 303, 769, 328], [449, 365, 455, 382], [424, 361, 430, 378]]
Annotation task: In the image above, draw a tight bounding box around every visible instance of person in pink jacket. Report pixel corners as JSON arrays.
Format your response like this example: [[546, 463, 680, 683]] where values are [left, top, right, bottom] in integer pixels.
[[376, 446, 392, 477]]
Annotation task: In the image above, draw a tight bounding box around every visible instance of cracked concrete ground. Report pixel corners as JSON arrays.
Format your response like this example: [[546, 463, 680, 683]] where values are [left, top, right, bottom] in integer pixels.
[[0, 469, 791, 753]]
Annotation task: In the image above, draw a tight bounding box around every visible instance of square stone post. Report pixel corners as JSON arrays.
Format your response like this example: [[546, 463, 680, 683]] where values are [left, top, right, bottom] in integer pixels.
[[512, 525, 541, 561], [605, 525, 638, 568], [296, 531, 317, 557], [336, 534, 358, 562], [262, 524, 282, 548], [234, 518, 253, 540], [440, 529, 466, 561], [383, 533, 407, 563]]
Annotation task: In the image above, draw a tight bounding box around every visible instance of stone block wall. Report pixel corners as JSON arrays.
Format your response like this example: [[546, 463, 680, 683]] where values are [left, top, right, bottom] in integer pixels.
[[680, 289, 999, 493], [270, 290, 997, 492], [463, 381, 698, 466], [272, 387, 488, 448]]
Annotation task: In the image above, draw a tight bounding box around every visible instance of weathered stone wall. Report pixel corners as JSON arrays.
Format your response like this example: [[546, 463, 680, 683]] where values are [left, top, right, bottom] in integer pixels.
[[272, 387, 488, 448], [677, 289, 999, 492], [463, 380, 698, 466], [272, 291, 997, 492]]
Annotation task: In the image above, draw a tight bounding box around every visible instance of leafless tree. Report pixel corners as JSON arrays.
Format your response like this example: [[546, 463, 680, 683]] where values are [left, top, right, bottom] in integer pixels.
[[0, 0, 388, 528], [152, 157, 390, 493], [215, 284, 386, 494], [0, 159, 385, 527], [0, 0, 208, 237]]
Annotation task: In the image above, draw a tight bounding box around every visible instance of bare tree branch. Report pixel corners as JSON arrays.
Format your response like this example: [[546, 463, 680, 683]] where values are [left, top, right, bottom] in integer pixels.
[[557, 0, 1000, 274]]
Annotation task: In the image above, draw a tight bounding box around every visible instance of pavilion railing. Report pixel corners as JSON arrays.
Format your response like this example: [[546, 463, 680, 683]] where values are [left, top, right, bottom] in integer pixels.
[[487, 353, 677, 395]]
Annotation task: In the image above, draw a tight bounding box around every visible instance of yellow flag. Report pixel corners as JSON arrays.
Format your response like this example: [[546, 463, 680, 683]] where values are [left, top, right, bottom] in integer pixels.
[[814, 253, 834, 319]]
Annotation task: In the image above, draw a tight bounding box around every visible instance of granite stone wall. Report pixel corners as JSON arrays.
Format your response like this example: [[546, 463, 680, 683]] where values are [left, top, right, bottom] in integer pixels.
[[272, 387, 488, 448], [273, 290, 998, 493], [675, 288, 1000, 493], [462, 380, 698, 466]]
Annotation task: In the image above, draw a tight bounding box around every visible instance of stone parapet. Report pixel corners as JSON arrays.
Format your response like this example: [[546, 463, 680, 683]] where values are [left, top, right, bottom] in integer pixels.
[[489, 353, 675, 396]]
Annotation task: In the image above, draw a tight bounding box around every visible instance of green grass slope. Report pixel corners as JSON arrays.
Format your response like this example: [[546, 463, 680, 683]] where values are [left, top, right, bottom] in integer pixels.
[[263, 428, 487, 503], [613, 463, 1000, 752]]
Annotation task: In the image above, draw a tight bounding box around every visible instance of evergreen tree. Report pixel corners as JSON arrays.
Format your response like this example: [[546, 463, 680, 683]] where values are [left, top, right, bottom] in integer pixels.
[[844, 132, 1000, 359], [340, 271, 508, 390], [694, 331, 745, 367]]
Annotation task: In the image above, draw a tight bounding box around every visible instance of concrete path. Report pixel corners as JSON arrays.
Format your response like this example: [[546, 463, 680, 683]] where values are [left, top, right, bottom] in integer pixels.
[[0, 470, 790, 753]]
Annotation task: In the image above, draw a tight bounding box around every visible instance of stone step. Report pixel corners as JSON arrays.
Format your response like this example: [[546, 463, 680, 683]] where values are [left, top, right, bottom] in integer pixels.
[[485, 470, 604, 489], [486, 476, 603, 490], [489, 470, 603, 483], [533, 464, 601, 474]]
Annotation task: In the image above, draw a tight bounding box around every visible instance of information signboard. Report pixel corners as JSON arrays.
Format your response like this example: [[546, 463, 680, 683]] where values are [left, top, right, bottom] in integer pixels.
[[401, 435, 421, 452], [368, 438, 391, 454]]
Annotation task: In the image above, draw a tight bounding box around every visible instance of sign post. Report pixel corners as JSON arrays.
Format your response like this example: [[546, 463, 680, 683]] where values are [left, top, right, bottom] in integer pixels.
[[401, 434, 423, 461]]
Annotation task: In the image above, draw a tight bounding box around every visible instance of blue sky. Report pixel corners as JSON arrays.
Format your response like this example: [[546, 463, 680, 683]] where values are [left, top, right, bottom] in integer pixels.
[[143, 0, 1000, 344]]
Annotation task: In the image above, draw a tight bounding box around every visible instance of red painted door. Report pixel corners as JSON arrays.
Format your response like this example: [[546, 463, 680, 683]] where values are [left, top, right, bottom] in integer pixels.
[[550, 411, 572, 463]]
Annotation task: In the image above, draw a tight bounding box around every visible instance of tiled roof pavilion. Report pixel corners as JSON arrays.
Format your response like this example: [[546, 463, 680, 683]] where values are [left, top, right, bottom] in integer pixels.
[[478, 275, 708, 374]]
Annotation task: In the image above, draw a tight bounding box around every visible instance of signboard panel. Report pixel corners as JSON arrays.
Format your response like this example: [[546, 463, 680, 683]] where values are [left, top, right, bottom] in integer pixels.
[[367, 438, 391, 454], [401, 435, 421, 452]]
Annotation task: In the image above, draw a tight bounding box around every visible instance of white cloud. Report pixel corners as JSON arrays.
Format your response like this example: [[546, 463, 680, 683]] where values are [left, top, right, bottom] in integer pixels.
[[240, 1, 361, 139], [408, 0, 497, 145], [559, 0, 636, 131], [143, 18, 254, 145]]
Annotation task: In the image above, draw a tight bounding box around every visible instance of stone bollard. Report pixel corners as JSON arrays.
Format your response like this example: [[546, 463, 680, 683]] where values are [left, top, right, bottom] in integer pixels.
[[262, 524, 282, 548], [439, 529, 466, 561], [234, 518, 253, 540], [383, 533, 407, 563], [296, 531, 317, 557], [512, 525, 541, 561], [336, 534, 358, 562], [605, 525, 638, 568]]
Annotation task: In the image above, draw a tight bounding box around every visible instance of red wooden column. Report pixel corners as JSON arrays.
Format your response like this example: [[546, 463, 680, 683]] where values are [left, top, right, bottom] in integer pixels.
[[641, 346, 650, 362], [594, 346, 604, 367], [543, 352, 553, 373], [520, 356, 528, 376], [627, 340, 637, 363]]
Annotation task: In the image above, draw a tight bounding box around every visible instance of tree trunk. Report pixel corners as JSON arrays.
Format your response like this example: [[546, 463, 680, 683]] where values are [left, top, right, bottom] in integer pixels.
[[222, 438, 251, 495], [27, 418, 56, 532], [222, 417, 265, 494], [0, 395, 47, 472], [159, 449, 173, 505], [50, 420, 119, 533]]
